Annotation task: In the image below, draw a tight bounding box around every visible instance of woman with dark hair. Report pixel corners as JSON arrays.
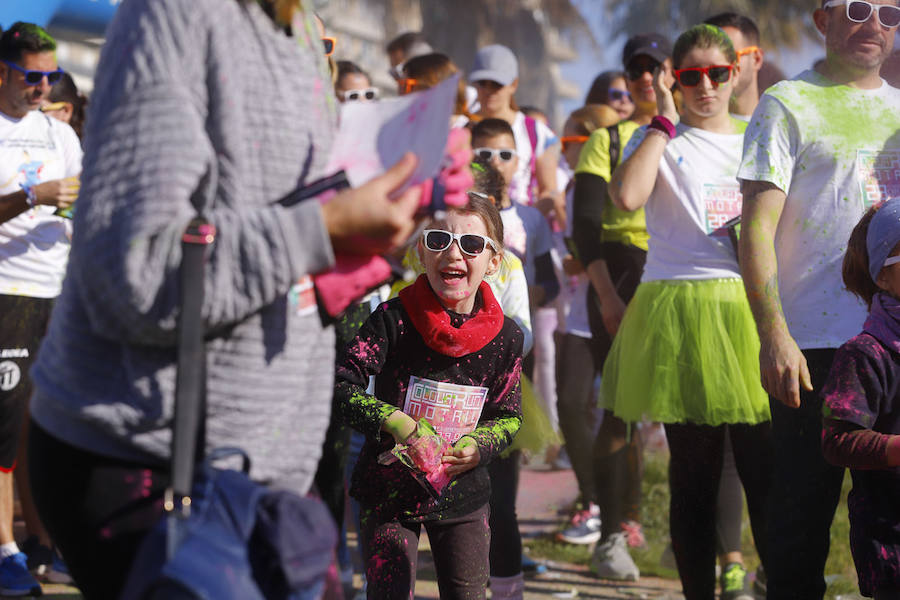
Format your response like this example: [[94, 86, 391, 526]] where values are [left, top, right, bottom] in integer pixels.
[[40, 72, 87, 140], [584, 70, 634, 121], [24, 1, 431, 597]]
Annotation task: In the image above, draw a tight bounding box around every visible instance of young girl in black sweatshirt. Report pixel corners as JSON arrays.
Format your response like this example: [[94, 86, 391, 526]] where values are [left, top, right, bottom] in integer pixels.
[[334, 194, 523, 599]]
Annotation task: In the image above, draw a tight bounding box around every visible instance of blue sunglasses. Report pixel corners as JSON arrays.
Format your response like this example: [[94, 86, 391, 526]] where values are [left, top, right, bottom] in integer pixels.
[[2, 60, 63, 86]]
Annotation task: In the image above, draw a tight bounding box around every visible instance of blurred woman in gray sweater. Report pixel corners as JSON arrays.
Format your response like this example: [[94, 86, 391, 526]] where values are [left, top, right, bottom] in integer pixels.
[[25, 0, 425, 596]]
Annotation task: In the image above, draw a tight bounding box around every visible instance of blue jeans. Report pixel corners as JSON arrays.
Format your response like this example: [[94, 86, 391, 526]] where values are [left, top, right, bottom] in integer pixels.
[[766, 348, 845, 600]]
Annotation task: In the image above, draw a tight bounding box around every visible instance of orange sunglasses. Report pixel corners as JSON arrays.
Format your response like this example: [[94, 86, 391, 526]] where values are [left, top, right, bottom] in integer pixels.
[[397, 78, 419, 95], [736, 45, 760, 59], [321, 37, 336, 57], [560, 135, 589, 150]]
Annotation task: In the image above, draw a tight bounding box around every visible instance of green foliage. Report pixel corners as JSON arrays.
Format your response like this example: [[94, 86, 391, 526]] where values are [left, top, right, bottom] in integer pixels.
[[596, 0, 817, 51]]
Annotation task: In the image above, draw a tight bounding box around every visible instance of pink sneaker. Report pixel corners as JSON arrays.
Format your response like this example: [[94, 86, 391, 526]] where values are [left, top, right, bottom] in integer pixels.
[[621, 520, 646, 549]]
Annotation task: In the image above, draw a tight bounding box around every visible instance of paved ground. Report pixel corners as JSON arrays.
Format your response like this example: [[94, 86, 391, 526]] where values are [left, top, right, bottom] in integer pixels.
[[401, 465, 684, 600], [33, 463, 685, 599]]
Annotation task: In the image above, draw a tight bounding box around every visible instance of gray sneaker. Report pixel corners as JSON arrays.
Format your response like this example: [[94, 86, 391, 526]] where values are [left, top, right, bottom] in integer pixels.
[[590, 532, 640, 582]]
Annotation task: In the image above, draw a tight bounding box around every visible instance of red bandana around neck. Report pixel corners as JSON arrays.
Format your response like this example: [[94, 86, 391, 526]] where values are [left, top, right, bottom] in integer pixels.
[[398, 275, 505, 357]]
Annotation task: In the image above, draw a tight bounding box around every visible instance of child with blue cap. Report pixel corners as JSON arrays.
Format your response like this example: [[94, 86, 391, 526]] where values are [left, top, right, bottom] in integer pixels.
[[821, 197, 900, 599]]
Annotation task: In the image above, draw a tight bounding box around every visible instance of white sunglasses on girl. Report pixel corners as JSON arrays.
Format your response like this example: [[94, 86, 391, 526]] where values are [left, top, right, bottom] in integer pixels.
[[422, 229, 498, 256]]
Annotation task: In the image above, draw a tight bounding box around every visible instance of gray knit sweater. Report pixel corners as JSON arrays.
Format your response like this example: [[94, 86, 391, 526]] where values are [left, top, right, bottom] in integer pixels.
[[31, 0, 338, 493]]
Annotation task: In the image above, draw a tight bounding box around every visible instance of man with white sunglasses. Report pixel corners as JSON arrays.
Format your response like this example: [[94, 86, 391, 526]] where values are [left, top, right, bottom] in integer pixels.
[[738, 1, 900, 598]]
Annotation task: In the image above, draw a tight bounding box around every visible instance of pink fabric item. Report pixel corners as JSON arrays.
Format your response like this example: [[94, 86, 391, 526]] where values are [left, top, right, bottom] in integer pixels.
[[398, 275, 505, 357], [313, 254, 392, 318], [418, 127, 474, 211]]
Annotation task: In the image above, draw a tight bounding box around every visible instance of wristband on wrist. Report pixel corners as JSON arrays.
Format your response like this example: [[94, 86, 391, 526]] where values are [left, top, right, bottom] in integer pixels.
[[647, 115, 676, 140], [645, 128, 671, 142], [20, 184, 36, 208]]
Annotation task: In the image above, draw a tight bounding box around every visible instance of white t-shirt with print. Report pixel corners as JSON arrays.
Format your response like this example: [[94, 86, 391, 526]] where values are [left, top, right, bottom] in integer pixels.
[[509, 111, 558, 205], [738, 70, 900, 350], [0, 110, 82, 298], [623, 123, 746, 283]]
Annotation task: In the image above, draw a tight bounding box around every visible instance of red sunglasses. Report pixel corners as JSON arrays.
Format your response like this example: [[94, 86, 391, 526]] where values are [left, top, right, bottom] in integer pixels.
[[321, 37, 336, 57], [673, 64, 733, 87]]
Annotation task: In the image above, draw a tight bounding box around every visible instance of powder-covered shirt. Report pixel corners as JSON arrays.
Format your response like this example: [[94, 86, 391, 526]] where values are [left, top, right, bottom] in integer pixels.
[[574, 120, 648, 251], [623, 121, 748, 282], [30, 0, 338, 493], [738, 70, 900, 349], [510, 111, 557, 205], [334, 291, 523, 522], [821, 330, 900, 596], [0, 110, 82, 298]]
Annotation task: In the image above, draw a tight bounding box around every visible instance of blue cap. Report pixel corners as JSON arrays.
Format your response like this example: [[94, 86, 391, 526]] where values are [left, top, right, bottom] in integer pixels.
[[867, 197, 900, 282]]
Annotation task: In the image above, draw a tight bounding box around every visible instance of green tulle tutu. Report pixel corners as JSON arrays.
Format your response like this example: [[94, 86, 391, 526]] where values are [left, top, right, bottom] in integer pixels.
[[504, 374, 559, 456], [600, 278, 770, 426]]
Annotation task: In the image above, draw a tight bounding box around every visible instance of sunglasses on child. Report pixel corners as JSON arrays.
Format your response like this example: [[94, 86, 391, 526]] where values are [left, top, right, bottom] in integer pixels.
[[561, 136, 589, 151], [422, 229, 498, 256], [2, 61, 63, 86], [607, 88, 632, 102], [673, 64, 734, 87], [473, 148, 517, 163], [823, 0, 900, 28], [340, 88, 379, 101], [322, 37, 336, 56]]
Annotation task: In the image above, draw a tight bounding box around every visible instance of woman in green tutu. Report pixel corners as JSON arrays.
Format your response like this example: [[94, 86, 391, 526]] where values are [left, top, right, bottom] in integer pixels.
[[606, 24, 772, 600]]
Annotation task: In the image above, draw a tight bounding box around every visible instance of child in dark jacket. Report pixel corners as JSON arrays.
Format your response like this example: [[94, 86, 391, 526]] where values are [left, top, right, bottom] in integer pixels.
[[334, 194, 523, 599], [821, 197, 900, 599]]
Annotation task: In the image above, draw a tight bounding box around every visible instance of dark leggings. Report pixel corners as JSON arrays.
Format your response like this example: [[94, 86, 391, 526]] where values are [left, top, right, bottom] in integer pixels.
[[555, 332, 601, 506], [715, 431, 744, 557], [359, 503, 490, 600], [664, 422, 772, 600], [27, 421, 168, 599], [766, 349, 844, 600], [587, 243, 646, 535], [487, 451, 521, 577]]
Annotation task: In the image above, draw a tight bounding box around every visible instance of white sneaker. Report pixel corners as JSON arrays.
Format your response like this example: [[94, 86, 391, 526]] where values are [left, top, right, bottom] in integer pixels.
[[591, 532, 639, 582]]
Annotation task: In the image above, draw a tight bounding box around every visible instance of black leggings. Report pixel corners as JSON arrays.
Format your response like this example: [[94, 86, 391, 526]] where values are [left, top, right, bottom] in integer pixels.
[[27, 421, 168, 599], [359, 503, 490, 600], [664, 422, 772, 600], [487, 451, 521, 577]]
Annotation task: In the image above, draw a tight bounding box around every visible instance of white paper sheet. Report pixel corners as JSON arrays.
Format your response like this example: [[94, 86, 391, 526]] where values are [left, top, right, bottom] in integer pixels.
[[325, 74, 459, 190]]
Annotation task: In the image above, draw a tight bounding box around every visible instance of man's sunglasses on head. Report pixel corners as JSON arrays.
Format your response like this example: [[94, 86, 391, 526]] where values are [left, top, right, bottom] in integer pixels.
[[2, 61, 63, 86], [823, 0, 900, 28]]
